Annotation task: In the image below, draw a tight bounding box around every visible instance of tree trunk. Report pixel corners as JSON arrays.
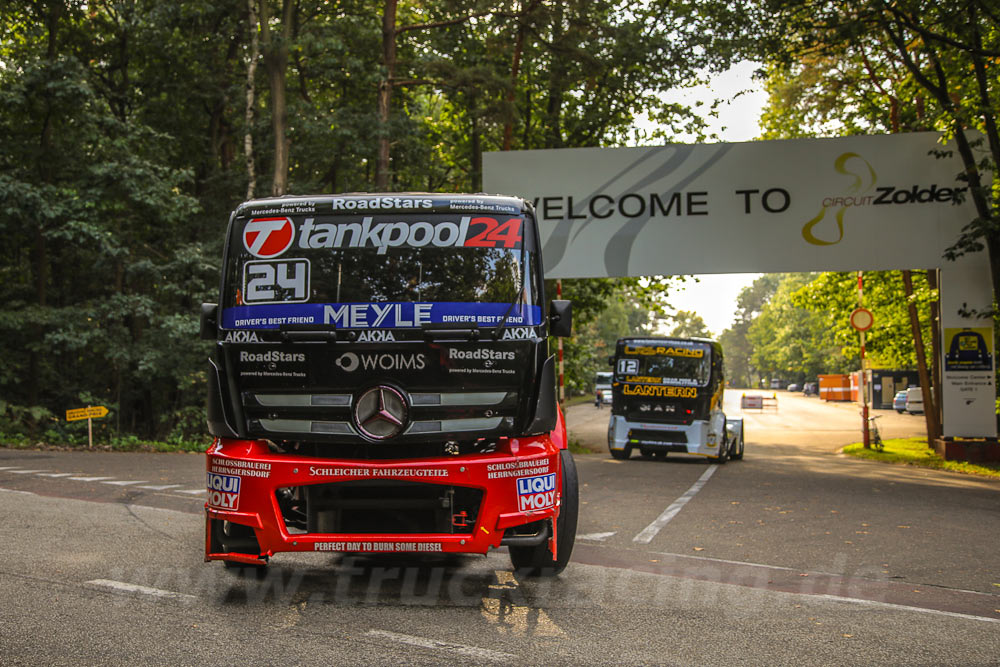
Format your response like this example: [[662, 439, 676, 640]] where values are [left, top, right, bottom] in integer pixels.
[[502, 3, 526, 152], [543, 0, 565, 149], [902, 270, 941, 444], [927, 268, 943, 439], [244, 0, 260, 199], [375, 0, 398, 191], [27, 2, 64, 428], [260, 0, 294, 196], [470, 113, 482, 191]]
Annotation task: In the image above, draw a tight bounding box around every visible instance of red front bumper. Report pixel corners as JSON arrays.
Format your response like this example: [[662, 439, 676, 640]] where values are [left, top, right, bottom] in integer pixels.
[[204, 435, 564, 565]]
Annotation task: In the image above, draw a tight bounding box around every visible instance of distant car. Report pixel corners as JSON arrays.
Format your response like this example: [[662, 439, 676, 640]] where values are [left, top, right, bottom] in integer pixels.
[[905, 387, 924, 414], [769, 379, 782, 390], [595, 371, 613, 405], [802, 382, 817, 396], [786, 383, 800, 392], [893, 390, 908, 413]]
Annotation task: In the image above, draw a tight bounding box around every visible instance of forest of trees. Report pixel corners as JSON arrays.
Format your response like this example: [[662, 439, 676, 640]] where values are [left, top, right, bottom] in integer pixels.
[[719, 271, 939, 388], [1, 1, 997, 444]]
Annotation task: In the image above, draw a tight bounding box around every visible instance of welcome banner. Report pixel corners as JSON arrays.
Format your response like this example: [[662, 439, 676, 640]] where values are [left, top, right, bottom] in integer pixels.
[[484, 133, 978, 278], [485, 133, 996, 438]]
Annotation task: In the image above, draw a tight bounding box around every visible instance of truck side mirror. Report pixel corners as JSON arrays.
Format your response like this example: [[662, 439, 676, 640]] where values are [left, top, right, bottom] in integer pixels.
[[549, 300, 572, 337], [200, 303, 218, 340], [608, 356, 614, 366]]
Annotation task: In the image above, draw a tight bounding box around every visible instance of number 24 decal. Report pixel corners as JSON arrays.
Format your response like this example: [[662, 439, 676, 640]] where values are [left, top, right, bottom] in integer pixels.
[[464, 217, 522, 248], [243, 259, 310, 303]]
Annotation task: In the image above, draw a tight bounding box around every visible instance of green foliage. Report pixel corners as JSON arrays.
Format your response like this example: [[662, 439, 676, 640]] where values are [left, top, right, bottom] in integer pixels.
[[719, 274, 780, 386], [756, 0, 1000, 306], [747, 273, 847, 384], [1, 1, 736, 443], [722, 271, 935, 387], [792, 271, 935, 370], [842, 437, 1000, 479], [550, 276, 685, 396], [668, 310, 712, 339]]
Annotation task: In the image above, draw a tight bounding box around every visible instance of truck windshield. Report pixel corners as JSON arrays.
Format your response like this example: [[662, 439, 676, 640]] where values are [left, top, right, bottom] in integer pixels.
[[221, 213, 541, 330], [615, 342, 712, 387], [595, 372, 612, 386]]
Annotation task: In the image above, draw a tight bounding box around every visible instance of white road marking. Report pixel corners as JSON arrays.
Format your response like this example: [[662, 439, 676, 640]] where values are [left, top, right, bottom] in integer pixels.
[[0, 487, 37, 496], [366, 630, 514, 662], [633, 465, 719, 544], [0, 466, 24, 471], [138, 484, 181, 491], [102, 480, 147, 486], [35, 472, 77, 477], [69, 476, 114, 482], [10, 469, 48, 474], [86, 579, 196, 602], [812, 593, 1000, 625], [578, 531, 617, 542], [177, 489, 205, 495]]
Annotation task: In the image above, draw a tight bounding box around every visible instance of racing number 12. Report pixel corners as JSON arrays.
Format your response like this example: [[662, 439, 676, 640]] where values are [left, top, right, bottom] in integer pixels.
[[464, 217, 522, 248]]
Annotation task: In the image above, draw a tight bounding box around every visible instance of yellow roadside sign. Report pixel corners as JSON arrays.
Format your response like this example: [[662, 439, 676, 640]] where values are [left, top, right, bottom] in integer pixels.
[[66, 406, 109, 422]]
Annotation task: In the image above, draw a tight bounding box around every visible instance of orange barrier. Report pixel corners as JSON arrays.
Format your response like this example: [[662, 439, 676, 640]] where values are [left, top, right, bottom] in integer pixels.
[[818, 374, 851, 402]]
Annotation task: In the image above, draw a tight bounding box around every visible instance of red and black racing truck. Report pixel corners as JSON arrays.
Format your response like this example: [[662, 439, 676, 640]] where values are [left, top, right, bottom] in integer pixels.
[[200, 193, 577, 575]]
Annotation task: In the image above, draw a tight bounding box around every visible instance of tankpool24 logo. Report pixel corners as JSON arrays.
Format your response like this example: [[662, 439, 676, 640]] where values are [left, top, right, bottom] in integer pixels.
[[802, 152, 967, 246], [244, 217, 295, 258]]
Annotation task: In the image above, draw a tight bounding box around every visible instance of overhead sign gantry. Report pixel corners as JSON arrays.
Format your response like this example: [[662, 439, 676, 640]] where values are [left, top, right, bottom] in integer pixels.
[[484, 132, 995, 438]]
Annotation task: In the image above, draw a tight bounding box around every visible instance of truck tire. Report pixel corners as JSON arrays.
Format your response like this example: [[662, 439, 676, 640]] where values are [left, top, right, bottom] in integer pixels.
[[610, 445, 631, 460], [731, 430, 745, 460], [510, 449, 578, 577], [212, 519, 267, 573], [714, 435, 729, 464]]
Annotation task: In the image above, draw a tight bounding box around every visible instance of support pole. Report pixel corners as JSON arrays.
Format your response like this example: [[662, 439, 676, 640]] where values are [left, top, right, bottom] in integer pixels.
[[859, 272, 870, 448], [557, 279, 564, 405]]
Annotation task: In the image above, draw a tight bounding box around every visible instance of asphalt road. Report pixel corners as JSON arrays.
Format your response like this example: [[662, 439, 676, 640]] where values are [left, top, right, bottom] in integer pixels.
[[1, 391, 998, 665]]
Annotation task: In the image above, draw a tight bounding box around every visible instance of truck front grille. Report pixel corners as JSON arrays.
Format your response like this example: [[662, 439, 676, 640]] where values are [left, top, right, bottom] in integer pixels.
[[276, 480, 483, 535]]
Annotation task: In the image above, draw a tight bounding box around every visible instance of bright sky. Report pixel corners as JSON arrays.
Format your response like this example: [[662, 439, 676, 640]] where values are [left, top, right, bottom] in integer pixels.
[[667, 273, 761, 338], [656, 62, 769, 337]]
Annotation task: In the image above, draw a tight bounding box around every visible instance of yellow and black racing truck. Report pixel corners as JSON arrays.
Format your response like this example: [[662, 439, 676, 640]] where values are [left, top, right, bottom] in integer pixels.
[[607, 337, 744, 462]]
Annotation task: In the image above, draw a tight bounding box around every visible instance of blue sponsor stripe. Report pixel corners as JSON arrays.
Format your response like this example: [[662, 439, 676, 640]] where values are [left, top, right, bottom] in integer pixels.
[[221, 302, 542, 330]]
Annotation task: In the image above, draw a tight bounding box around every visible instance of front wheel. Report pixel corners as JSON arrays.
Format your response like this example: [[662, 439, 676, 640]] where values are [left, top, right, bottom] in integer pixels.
[[713, 434, 729, 464], [510, 449, 578, 577], [730, 429, 745, 460], [610, 444, 632, 460]]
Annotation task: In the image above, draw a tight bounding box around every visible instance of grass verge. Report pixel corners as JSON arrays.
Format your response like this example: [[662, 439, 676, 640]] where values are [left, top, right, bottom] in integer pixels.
[[842, 437, 1000, 479], [563, 395, 595, 408], [1, 434, 210, 453]]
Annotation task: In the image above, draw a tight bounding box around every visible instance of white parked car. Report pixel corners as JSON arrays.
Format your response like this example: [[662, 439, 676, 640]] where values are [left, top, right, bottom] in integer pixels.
[[905, 387, 924, 414]]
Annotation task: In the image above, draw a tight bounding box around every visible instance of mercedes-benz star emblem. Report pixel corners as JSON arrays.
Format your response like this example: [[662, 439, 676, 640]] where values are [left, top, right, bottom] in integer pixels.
[[353, 385, 408, 440]]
